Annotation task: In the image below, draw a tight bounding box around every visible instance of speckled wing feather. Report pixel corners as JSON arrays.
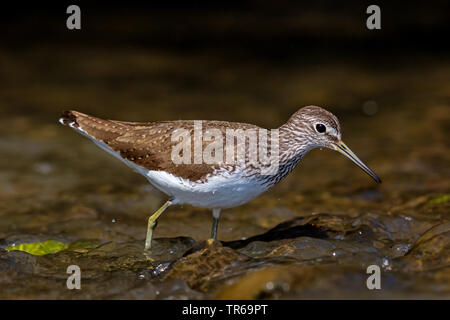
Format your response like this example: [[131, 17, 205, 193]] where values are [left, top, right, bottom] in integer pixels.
[[60, 110, 261, 181]]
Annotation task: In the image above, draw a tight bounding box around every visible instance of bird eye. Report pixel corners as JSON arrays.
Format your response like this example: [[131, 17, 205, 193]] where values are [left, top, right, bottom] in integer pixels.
[[315, 123, 326, 133]]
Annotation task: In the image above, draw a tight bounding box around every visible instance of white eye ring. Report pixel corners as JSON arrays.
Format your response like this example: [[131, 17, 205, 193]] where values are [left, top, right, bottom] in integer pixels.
[[315, 123, 326, 133]]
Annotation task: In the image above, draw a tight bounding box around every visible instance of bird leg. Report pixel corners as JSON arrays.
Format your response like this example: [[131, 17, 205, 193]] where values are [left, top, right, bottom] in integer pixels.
[[145, 200, 173, 250], [211, 209, 221, 240]]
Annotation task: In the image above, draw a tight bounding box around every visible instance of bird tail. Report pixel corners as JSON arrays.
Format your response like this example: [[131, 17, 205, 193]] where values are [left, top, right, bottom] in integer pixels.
[[58, 110, 131, 142], [59, 110, 80, 128]]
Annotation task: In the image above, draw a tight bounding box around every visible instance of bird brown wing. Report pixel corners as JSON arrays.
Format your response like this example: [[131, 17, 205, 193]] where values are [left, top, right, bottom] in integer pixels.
[[60, 111, 259, 181]]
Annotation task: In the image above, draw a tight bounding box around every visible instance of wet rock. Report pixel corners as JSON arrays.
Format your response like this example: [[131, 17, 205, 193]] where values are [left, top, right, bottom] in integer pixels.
[[237, 237, 336, 262], [397, 222, 450, 272], [163, 239, 247, 291], [222, 216, 328, 249], [213, 264, 379, 299], [267, 238, 336, 260]]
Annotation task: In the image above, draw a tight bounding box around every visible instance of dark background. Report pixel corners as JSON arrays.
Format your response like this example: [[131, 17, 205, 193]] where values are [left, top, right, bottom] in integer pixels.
[[2, 1, 449, 123], [3, 1, 449, 56]]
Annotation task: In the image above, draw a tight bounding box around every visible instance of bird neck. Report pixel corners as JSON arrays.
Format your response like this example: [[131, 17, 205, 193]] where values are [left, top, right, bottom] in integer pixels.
[[254, 124, 312, 187], [277, 121, 313, 165]]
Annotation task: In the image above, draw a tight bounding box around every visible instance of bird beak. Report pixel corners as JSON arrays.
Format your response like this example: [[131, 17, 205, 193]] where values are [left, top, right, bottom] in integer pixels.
[[333, 141, 382, 184]]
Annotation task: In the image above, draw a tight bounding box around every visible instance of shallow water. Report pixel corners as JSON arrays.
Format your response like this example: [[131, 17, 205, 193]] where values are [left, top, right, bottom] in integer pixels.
[[0, 45, 449, 299]]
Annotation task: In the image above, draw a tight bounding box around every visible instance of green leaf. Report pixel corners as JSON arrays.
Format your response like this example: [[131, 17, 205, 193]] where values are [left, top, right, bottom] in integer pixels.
[[6, 240, 69, 256], [429, 194, 450, 205]]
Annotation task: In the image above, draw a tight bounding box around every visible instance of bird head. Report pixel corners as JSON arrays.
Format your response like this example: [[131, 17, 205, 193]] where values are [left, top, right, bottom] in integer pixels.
[[286, 105, 381, 183]]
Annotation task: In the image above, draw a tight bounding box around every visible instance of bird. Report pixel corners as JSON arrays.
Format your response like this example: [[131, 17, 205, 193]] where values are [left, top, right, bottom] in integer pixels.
[[59, 105, 381, 250]]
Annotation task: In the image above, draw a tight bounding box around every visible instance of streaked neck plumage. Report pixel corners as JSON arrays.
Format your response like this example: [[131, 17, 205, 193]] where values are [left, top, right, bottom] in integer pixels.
[[257, 121, 316, 187]]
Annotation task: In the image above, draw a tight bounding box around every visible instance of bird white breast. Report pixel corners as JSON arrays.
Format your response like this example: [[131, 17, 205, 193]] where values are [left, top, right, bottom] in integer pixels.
[[145, 168, 270, 209]]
